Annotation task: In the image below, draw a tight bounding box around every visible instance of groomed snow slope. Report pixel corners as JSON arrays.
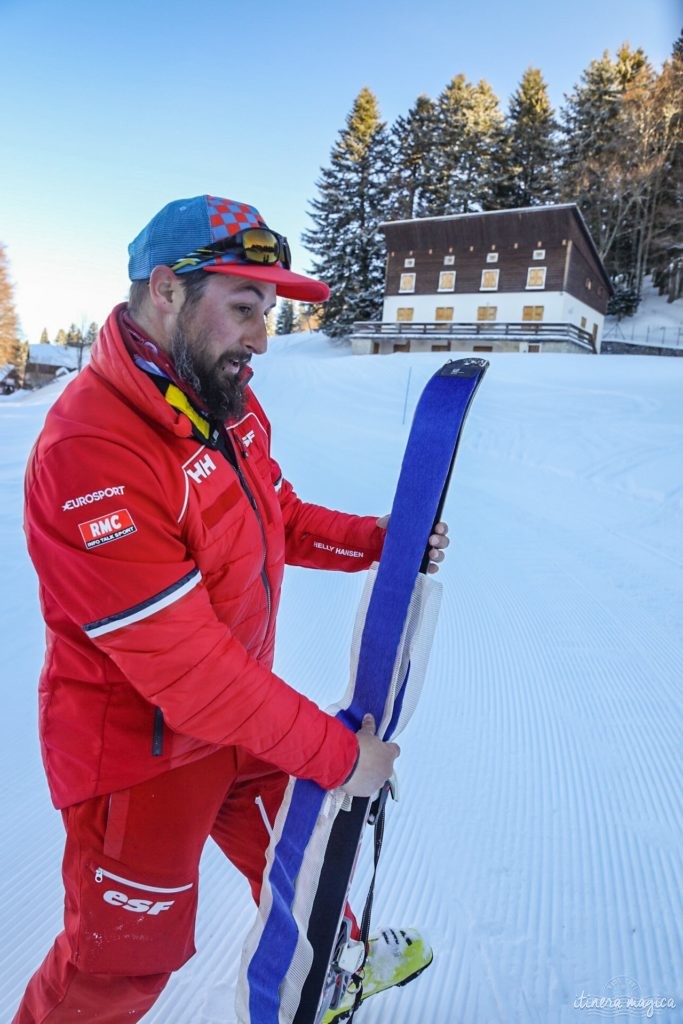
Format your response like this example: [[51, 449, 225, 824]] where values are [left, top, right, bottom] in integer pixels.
[[1, 344, 681, 1023]]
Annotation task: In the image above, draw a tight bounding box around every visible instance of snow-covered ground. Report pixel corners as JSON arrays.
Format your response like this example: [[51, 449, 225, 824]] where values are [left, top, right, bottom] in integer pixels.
[[1, 340, 682, 1023], [603, 277, 682, 348]]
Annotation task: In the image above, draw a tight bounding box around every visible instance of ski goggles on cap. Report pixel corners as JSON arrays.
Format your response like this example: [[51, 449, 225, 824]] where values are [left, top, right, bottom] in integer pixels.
[[171, 228, 292, 274], [128, 195, 329, 302]]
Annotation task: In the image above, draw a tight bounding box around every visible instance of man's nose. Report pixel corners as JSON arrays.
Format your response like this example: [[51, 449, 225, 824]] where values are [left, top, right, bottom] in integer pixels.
[[244, 319, 268, 356]]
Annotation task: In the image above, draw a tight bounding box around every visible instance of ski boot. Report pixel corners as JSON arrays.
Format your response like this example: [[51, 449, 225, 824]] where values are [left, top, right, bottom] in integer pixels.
[[322, 927, 433, 1022]]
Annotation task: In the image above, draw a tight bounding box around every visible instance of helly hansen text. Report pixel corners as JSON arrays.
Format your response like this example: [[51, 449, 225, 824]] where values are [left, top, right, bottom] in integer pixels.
[[186, 453, 217, 483], [102, 890, 175, 915], [62, 486, 125, 511], [313, 541, 364, 559], [79, 509, 137, 549]]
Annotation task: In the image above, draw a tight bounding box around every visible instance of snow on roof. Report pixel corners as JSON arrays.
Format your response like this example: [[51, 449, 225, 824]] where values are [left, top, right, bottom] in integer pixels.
[[28, 344, 80, 368]]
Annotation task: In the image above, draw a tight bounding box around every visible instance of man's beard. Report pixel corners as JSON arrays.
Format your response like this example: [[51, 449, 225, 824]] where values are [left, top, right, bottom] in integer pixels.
[[170, 316, 249, 422]]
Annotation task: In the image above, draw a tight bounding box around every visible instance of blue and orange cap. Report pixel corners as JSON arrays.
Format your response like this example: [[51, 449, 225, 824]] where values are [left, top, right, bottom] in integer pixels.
[[127, 195, 329, 302]]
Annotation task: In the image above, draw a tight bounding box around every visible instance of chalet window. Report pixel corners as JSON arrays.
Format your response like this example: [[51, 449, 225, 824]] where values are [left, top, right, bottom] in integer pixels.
[[526, 267, 546, 289], [438, 271, 456, 292], [404, 257, 415, 268], [486, 252, 499, 263], [522, 306, 544, 321], [435, 306, 454, 321], [477, 306, 497, 321], [399, 273, 416, 293], [443, 255, 455, 266], [480, 269, 499, 291], [532, 249, 546, 260], [396, 307, 414, 322]]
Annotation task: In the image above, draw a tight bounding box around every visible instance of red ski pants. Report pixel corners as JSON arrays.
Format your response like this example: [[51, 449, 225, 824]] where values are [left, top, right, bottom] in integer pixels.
[[12, 746, 289, 1023]]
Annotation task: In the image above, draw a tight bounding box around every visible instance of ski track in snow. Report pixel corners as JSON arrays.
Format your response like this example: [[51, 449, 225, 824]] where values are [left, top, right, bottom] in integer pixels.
[[1, 350, 682, 1023]]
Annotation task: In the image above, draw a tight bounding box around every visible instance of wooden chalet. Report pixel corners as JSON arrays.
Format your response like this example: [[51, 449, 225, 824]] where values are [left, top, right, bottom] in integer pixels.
[[351, 204, 613, 355]]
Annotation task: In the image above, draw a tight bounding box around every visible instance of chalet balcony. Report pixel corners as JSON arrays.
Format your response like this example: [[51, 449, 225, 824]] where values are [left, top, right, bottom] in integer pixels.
[[350, 321, 596, 354]]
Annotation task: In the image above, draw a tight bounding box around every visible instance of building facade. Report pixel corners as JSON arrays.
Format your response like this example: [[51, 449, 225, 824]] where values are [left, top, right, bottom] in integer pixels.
[[352, 205, 613, 355]]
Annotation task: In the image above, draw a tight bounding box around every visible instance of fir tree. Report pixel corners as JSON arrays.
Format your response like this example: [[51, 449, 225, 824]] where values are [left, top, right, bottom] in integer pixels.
[[639, 37, 683, 298], [85, 322, 99, 346], [389, 94, 439, 220], [55, 328, 67, 346], [303, 88, 394, 337], [275, 299, 296, 335], [460, 79, 506, 211], [421, 74, 471, 216], [39, 327, 49, 345], [66, 323, 83, 347], [503, 67, 559, 207], [558, 46, 650, 270], [424, 75, 505, 215], [0, 244, 22, 370]]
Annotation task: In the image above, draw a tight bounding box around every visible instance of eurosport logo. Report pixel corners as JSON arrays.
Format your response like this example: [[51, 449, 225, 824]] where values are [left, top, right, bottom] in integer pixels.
[[78, 509, 137, 549], [62, 486, 126, 511]]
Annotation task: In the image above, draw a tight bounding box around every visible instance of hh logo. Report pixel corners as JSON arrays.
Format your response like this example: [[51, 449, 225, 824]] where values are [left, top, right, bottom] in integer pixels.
[[242, 430, 256, 449], [79, 509, 137, 549], [186, 453, 217, 484]]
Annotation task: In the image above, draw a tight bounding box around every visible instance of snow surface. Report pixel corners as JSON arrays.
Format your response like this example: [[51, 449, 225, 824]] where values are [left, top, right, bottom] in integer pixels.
[[1, 341, 682, 1023], [604, 278, 682, 348]]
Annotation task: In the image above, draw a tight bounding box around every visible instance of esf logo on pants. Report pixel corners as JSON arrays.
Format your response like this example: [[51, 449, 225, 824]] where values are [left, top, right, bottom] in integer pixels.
[[103, 890, 175, 915]]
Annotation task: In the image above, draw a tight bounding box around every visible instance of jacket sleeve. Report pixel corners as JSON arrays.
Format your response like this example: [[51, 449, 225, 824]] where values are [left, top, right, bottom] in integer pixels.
[[279, 476, 386, 571], [24, 437, 358, 790], [246, 388, 386, 572]]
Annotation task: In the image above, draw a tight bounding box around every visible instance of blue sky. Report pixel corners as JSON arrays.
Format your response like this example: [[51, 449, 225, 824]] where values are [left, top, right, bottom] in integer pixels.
[[1, 0, 679, 341]]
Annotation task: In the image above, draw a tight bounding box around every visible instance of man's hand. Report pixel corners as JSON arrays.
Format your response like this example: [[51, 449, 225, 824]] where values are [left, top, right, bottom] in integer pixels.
[[340, 714, 400, 798], [376, 515, 450, 574]]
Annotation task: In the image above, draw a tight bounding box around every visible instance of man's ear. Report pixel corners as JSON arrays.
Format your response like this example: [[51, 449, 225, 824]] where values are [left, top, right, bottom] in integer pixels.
[[148, 265, 185, 315]]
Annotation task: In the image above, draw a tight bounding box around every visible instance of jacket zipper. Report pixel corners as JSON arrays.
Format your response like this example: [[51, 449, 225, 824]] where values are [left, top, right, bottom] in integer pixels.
[[152, 707, 164, 756], [94, 866, 193, 893], [223, 431, 272, 632]]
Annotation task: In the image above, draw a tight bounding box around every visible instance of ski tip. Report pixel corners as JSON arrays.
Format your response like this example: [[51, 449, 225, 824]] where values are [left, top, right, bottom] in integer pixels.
[[437, 357, 489, 379]]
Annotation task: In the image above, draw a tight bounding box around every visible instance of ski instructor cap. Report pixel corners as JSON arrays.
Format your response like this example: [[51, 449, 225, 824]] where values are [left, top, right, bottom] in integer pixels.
[[127, 195, 329, 302]]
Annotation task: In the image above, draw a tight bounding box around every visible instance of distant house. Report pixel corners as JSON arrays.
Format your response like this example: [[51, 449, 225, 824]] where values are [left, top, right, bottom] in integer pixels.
[[0, 363, 23, 394], [24, 344, 81, 389], [351, 204, 613, 355]]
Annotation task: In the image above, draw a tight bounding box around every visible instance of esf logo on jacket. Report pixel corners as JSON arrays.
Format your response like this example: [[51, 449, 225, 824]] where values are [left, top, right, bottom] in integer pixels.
[[78, 509, 137, 550], [102, 890, 175, 915]]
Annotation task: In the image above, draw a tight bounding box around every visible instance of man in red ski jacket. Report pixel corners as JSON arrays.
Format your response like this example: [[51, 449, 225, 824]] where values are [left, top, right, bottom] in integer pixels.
[[14, 195, 449, 1023]]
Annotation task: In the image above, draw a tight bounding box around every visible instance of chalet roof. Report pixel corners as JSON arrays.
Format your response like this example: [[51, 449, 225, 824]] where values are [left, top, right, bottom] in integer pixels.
[[28, 344, 80, 368], [380, 203, 613, 295]]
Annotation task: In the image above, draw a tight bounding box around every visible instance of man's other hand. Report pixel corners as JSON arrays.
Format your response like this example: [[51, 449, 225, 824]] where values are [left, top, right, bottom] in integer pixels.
[[340, 714, 400, 798], [376, 515, 450, 574]]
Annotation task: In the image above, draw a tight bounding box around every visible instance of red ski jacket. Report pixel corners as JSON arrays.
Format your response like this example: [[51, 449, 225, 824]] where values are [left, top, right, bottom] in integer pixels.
[[24, 306, 384, 809]]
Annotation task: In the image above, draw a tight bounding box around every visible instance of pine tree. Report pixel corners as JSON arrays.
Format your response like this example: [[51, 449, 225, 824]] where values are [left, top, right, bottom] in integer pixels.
[[39, 327, 49, 345], [55, 328, 67, 346], [423, 75, 505, 215], [642, 36, 683, 299], [302, 88, 394, 336], [0, 244, 22, 370], [460, 79, 506, 211], [420, 74, 471, 215], [66, 323, 83, 347], [275, 299, 296, 335], [389, 94, 439, 220], [558, 46, 650, 276], [85, 322, 99, 346], [503, 67, 559, 207]]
